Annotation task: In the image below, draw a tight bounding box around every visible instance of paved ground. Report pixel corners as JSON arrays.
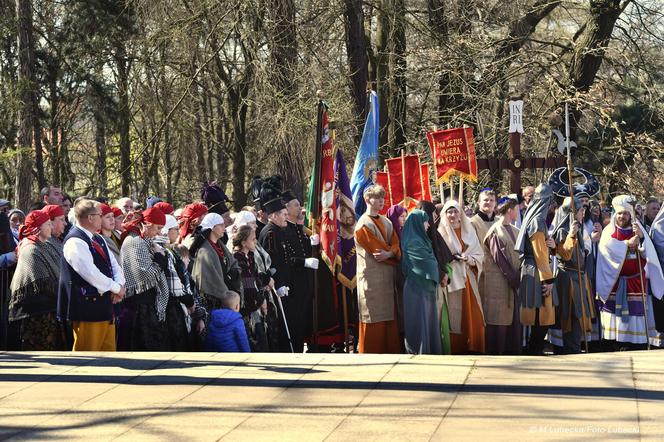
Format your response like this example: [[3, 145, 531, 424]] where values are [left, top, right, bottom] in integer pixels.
[[0, 351, 661, 441]]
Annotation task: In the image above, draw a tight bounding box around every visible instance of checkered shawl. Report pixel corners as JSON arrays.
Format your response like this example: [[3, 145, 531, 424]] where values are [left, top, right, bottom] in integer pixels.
[[164, 249, 185, 298], [121, 235, 170, 321]]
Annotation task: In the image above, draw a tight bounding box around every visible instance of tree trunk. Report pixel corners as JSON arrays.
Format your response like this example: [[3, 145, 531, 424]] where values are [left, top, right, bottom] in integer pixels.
[[268, 0, 303, 198], [388, 0, 406, 154], [568, 0, 623, 135], [569, 0, 622, 93], [205, 89, 215, 181], [344, 0, 369, 123], [94, 108, 107, 196], [214, 94, 228, 180], [375, 0, 390, 151], [115, 41, 132, 196], [427, 0, 451, 125], [268, 0, 298, 95], [47, 58, 60, 187], [14, 0, 38, 210]]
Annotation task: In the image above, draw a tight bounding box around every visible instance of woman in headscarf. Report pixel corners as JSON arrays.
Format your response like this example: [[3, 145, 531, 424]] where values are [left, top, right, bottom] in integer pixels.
[[386, 204, 407, 347], [178, 202, 209, 247], [161, 214, 207, 350], [438, 200, 485, 354], [228, 210, 279, 348], [233, 224, 279, 352], [401, 209, 442, 354], [226, 210, 258, 249], [152, 214, 200, 350], [189, 213, 242, 314], [118, 207, 172, 351], [1, 209, 23, 269], [417, 200, 454, 354], [42, 204, 67, 248], [8, 209, 25, 246], [9, 210, 64, 350], [98, 204, 121, 263]]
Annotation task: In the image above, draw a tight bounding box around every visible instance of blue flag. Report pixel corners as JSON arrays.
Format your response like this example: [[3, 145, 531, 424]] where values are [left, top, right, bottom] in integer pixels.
[[350, 91, 379, 218]]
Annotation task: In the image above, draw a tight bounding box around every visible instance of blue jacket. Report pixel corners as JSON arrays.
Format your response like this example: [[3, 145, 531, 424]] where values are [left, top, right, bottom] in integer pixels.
[[205, 308, 251, 352]]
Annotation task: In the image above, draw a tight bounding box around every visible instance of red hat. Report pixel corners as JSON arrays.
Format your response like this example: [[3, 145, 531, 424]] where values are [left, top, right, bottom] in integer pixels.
[[143, 207, 166, 226], [42, 204, 65, 220], [19, 210, 51, 240], [111, 207, 124, 218], [153, 201, 174, 215], [178, 203, 208, 243], [99, 203, 113, 216]]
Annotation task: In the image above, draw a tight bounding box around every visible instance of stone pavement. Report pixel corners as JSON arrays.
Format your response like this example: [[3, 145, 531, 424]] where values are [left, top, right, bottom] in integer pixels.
[[0, 351, 661, 441]]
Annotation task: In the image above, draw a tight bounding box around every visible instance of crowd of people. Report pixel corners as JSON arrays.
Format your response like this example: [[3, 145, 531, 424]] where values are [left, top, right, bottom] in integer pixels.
[[0, 177, 663, 355]]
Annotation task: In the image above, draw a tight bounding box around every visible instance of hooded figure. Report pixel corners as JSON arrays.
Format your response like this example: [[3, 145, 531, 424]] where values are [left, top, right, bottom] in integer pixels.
[[438, 199, 485, 354], [9, 209, 64, 350], [548, 196, 596, 354], [401, 209, 441, 354], [515, 183, 558, 354], [189, 213, 242, 313]]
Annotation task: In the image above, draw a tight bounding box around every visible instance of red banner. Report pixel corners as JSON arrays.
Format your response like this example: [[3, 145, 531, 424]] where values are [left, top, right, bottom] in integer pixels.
[[385, 155, 423, 208], [374, 171, 391, 215], [426, 127, 478, 184], [318, 108, 337, 272], [421, 163, 432, 201]]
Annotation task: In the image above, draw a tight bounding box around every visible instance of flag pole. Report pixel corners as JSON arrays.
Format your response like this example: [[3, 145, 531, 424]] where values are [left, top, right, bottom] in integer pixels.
[[401, 149, 407, 206], [310, 94, 325, 352], [432, 125, 445, 202], [564, 102, 589, 353]]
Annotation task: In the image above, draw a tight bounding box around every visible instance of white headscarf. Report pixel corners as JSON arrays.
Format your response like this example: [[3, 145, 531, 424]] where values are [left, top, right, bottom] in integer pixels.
[[200, 213, 224, 231], [160, 215, 178, 236], [437, 199, 484, 292], [233, 210, 256, 228]]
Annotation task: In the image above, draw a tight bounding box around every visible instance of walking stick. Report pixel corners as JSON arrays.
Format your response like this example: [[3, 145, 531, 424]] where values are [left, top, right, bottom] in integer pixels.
[[636, 252, 651, 350], [564, 103, 589, 353], [271, 287, 294, 353]]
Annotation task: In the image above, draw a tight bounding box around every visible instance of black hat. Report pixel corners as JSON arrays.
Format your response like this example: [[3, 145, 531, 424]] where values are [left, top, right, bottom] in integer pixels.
[[259, 175, 284, 208], [202, 181, 231, 215], [263, 198, 286, 215], [250, 176, 264, 210], [281, 189, 298, 204]]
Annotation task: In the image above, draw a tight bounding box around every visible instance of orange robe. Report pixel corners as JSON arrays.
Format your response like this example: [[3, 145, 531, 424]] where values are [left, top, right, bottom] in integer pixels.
[[450, 228, 486, 354], [355, 215, 401, 354]]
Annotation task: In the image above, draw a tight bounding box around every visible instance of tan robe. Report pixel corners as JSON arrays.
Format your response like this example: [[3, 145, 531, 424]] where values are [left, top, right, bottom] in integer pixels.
[[355, 214, 401, 354], [355, 214, 401, 323], [520, 231, 555, 326], [482, 222, 520, 326], [471, 215, 497, 322]]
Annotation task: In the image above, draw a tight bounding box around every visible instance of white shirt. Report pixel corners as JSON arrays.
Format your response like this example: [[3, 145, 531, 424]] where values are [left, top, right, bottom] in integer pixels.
[[63, 225, 125, 295]]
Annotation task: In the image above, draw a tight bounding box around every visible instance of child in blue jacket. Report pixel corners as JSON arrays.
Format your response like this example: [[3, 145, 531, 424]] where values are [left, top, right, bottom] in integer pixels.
[[205, 291, 251, 352]]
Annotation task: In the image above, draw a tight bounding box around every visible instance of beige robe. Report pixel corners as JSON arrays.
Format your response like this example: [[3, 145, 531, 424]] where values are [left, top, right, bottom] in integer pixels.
[[470, 215, 494, 320], [482, 221, 520, 326], [355, 214, 400, 323], [438, 201, 485, 333]]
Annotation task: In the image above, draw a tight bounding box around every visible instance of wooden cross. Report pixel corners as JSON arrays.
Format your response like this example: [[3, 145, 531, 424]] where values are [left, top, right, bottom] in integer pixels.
[[477, 97, 565, 193]]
